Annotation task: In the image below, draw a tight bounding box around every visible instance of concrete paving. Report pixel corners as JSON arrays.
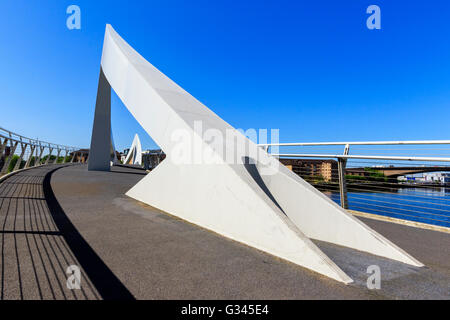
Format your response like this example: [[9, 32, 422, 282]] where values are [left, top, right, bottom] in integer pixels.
[[1, 164, 449, 299]]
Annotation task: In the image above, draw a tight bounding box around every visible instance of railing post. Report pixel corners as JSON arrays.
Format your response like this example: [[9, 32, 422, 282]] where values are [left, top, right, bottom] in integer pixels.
[[25, 145, 36, 168], [338, 144, 350, 209], [63, 149, 69, 163], [45, 146, 53, 165], [35, 145, 44, 167], [0, 138, 8, 155], [1, 140, 19, 175], [55, 148, 61, 164], [0, 138, 8, 172], [71, 151, 77, 163], [13, 143, 27, 171]]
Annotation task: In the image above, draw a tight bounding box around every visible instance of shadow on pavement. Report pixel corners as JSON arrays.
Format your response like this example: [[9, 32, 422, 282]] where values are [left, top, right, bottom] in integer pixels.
[[43, 166, 135, 300]]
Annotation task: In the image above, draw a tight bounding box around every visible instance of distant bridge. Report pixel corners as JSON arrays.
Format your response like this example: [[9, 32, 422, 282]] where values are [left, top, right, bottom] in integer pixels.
[[346, 166, 450, 178]]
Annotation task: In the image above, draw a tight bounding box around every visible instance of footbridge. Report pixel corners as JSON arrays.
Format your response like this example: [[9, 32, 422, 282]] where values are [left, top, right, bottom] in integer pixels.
[[0, 25, 449, 300], [0, 162, 448, 299]]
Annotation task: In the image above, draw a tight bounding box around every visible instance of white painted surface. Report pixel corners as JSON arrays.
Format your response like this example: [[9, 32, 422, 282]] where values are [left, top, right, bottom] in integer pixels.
[[124, 134, 142, 165], [88, 68, 111, 171], [95, 24, 423, 283]]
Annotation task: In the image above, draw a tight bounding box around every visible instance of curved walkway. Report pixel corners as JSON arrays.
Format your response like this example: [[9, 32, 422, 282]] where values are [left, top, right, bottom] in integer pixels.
[[0, 165, 101, 299], [1, 164, 449, 299]]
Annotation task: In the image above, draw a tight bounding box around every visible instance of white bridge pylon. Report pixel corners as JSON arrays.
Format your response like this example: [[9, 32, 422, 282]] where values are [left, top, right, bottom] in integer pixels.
[[88, 25, 423, 283], [124, 134, 142, 165]]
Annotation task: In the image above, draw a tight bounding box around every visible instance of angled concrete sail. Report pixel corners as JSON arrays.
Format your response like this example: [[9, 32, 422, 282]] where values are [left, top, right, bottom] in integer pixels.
[[88, 67, 111, 171], [124, 134, 142, 165], [89, 24, 423, 283]]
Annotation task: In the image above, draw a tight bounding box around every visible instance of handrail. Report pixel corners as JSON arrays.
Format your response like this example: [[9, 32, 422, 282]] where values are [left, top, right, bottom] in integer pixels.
[[260, 140, 450, 218], [259, 140, 450, 147], [272, 153, 450, 162], [0, 126, 84, 176], [0, 126, 79, 151]]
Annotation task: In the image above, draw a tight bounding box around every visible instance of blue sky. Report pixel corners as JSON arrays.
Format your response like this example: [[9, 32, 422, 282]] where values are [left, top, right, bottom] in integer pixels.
[[0, 1, 449, 151]]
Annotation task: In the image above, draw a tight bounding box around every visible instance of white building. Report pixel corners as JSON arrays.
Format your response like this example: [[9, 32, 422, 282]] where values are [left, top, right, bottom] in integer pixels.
[[423, 172, 450, 184]]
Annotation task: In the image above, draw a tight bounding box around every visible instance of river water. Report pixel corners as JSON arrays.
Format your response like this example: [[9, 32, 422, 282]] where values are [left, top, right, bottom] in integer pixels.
[[324, 187, 450, 228]]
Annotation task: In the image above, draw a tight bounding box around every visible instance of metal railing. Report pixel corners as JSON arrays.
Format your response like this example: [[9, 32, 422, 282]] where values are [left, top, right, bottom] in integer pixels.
[[0, 126, 83, 177], [259, 140, 450, 228]]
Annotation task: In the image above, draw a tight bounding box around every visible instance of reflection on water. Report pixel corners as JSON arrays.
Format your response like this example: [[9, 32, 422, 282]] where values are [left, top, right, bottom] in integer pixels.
[[324, 187, 450, 228]]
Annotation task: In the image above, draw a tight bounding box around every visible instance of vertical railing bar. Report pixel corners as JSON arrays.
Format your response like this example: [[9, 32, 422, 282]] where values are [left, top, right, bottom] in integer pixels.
[[338, 144, 350, 209]]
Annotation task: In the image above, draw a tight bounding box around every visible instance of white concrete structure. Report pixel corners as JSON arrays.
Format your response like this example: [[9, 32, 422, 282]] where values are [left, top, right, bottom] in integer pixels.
[[123, 134, 142, 165], [89, 25, 423, 283], [88, 66, 111, 171], [423, 172, 450, 184]]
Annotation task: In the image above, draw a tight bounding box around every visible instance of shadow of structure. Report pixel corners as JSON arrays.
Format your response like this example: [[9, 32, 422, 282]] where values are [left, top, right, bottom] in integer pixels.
[[0, 165, 134, 300], [242, 156, 285, 214]]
